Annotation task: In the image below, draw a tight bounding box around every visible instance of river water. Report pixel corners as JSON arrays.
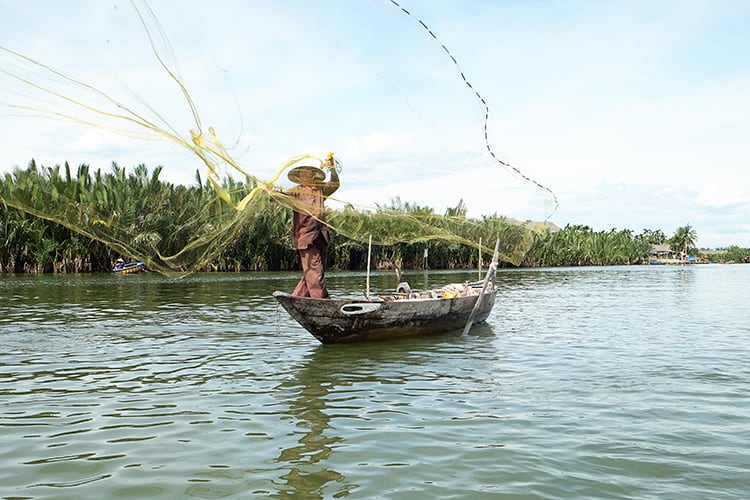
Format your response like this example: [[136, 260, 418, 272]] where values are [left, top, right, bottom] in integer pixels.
[[1, 265, 748, 499]]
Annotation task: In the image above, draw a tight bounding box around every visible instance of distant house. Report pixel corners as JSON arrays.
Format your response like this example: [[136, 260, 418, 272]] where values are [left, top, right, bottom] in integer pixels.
[[651, 244, 677, 260]]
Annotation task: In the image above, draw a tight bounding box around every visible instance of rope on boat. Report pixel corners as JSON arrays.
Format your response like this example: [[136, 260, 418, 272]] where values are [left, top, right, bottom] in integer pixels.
[[275, 301, 283, 335]]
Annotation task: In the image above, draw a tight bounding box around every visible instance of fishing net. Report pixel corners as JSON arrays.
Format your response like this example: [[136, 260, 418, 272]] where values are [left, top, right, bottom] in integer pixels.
[[0, 2, 553, 275]]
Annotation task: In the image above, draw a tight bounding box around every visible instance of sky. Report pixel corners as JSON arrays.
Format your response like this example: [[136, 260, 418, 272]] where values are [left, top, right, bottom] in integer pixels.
[[1, 0, 749, 248]]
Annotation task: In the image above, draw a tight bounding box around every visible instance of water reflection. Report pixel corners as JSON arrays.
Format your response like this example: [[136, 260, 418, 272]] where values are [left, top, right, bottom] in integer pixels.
[[269, 346, 377, 498], [267, 332, 489, 498], [274, 367, 346, 498]]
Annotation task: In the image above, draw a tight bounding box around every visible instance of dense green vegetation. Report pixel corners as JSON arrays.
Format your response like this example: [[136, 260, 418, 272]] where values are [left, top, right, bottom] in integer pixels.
[[703, 246, 750, 263], [1, 162, 747, 273], [0, 161, 530, 273]]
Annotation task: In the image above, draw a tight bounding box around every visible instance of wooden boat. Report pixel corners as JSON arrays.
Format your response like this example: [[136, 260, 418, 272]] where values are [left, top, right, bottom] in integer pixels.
[[274, 239, 500, 344], [112, 260, 146, 274]]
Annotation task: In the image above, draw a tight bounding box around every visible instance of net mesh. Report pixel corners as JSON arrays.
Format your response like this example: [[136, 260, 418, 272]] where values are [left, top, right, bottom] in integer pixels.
[[0, 2, 549, 275]]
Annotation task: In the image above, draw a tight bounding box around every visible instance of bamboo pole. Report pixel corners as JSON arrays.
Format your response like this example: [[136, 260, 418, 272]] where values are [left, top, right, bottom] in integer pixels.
[[365, 234, 372, 299], [478, 237, 483, 280]]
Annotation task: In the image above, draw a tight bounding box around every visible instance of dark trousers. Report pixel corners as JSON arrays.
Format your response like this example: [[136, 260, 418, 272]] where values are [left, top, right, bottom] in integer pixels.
[[293, 235, 330, 298]]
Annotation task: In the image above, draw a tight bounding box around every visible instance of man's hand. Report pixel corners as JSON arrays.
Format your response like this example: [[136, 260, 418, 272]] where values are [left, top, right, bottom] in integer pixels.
[[325, 152, 336, 170]]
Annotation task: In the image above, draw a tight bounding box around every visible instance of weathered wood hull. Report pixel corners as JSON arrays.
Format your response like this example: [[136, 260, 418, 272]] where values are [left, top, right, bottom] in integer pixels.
[[273, 289, 496, 344]]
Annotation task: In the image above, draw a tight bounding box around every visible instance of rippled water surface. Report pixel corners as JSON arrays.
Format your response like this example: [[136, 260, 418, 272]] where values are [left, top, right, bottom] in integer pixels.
[[1, 265, 749, 499]]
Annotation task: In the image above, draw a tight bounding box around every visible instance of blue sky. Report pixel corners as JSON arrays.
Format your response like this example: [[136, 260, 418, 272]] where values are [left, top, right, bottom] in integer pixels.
[[1, 1, 749, 248]]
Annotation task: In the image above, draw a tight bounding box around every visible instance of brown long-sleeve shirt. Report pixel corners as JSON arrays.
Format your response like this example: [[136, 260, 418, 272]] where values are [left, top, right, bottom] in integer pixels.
[[286, 171, 339, 250]]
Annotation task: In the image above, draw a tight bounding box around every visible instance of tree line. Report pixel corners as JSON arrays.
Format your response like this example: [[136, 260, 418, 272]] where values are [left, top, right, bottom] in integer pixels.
[[1, 162, 746, 273]]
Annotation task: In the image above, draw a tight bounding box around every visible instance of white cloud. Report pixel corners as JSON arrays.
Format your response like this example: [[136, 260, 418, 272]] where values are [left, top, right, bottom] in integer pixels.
[[696, 186, 749, 208]]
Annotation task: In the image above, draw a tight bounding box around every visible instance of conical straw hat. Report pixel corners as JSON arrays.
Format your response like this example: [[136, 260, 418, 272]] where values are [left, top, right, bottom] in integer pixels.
[[288, 163, 325, 184]]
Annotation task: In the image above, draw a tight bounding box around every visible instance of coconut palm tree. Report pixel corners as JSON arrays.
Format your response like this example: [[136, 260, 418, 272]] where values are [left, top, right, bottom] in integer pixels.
[[670, 224, 698, 261]]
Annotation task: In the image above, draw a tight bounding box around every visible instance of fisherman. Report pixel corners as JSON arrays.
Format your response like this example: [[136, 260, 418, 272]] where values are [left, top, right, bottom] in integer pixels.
[[275, 154, 340, 298]]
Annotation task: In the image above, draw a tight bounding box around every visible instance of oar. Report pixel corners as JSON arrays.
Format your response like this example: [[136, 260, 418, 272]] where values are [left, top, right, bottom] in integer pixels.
[[462, 237, 499, 335]]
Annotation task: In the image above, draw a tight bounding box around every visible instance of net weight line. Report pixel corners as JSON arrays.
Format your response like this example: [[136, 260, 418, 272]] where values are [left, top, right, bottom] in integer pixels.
[[388, 0, 559, 220]]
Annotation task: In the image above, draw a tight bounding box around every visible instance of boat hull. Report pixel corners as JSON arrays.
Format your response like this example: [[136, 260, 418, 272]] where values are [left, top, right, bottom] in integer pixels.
[[273, 290, 496, 344], [112, 262, 146, 274]]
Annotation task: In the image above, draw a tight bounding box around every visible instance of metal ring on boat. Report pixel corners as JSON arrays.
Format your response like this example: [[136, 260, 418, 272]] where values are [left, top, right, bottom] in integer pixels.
[[340, 303, 383, 315]]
